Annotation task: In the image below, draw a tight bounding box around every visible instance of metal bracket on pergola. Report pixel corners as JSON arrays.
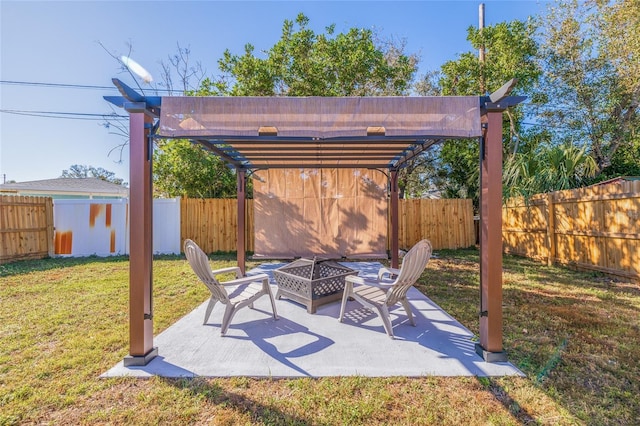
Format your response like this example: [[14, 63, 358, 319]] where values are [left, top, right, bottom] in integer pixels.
[[105, 77, 523, 366]]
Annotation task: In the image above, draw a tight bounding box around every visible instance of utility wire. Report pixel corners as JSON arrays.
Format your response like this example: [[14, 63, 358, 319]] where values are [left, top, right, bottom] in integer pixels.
[[0, 79, 173, 93], [0, 109, 128, 121], [0, 80, 117, 91]]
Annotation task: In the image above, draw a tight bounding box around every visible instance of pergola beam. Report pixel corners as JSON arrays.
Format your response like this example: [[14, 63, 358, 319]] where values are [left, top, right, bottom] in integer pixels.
[[218, 139, 427, 145], [193, 139, 244, 168], [231, 163, 395, 169], [489, 78, 518, 103], [220, 146, 407, 152], [391, 139, 443, 169], [239, 152, 397, 160]]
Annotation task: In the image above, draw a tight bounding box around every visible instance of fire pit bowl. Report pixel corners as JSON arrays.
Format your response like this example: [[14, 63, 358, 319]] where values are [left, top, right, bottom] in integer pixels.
[[273, 257, 357, 314]]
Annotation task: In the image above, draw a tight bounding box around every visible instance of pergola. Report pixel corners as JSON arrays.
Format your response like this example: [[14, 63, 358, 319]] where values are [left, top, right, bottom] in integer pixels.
[[105, 78, 523, 366]]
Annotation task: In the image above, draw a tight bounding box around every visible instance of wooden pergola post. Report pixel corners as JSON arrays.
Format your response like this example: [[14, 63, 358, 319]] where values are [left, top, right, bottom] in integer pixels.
[[124, 104, 158, 366], [476, 109, 506, 362], [237, 169, 246, 275], [390, 170, 400, 269]]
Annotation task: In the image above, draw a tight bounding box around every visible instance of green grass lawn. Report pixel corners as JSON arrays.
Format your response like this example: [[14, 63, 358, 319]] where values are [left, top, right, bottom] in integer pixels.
[[0, 250, 638, 425]]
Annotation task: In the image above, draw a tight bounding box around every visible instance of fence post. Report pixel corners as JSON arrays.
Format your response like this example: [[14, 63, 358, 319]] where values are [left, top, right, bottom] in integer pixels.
[[45, 198, 55, 258], [546, 193, 556, 266]]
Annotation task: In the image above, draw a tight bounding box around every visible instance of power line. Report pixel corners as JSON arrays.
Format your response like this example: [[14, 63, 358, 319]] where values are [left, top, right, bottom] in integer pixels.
[[0, 109, 128, 121], [0, 79, 173, 93], [0, 80, 117, 91], [0, 80, 161, 121]]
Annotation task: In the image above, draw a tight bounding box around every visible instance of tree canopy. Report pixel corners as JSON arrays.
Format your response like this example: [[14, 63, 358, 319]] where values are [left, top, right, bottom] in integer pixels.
[[197, 13, 418, 97], [153, 140, 238, 199], [432, 0, 639, 204], [532, 0, 640, 177], [61, 165, 125, 186], [432, 19, 540, 207]]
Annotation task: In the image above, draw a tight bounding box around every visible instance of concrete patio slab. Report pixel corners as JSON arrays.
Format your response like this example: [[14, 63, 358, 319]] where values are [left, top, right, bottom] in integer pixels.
[[103, 262, 523, 378]]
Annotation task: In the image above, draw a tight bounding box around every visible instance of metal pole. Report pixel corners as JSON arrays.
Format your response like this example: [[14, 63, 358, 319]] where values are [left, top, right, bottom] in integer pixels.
[[479, 3, 486, 94]]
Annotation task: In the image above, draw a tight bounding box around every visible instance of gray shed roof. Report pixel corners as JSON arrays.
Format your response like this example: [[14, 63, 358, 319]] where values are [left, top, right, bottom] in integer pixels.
[[0, 178, 129, 197]]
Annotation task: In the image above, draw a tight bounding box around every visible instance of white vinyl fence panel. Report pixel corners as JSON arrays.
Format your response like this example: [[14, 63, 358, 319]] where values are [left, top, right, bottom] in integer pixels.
[[152, 198, 181, 254], [53, 198, 180, 257]]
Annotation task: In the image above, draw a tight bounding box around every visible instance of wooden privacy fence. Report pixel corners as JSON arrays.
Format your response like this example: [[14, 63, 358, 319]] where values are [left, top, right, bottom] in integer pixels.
[[397, 198, 475, 250], [182, 197, 475, 254], [0, 196, 54, 263], [181, 198, 255, 253], [503, 181, 640, 280]]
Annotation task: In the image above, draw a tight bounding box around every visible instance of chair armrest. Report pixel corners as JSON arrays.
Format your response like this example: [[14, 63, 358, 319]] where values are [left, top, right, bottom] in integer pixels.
[[211, 266, 242, 279], [220, 272, 269, 287], [378, 267, 401, 280], [345, 275, 367, 285], [346, 275, 394, 289]]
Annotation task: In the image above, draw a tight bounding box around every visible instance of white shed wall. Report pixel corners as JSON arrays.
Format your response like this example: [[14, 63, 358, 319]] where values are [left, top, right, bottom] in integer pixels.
[[53, 198, 180, 257]]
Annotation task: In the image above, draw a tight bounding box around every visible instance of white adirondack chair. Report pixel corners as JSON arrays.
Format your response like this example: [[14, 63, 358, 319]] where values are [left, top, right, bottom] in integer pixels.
[[339, 239, 432, 338], [184, 239, 278, 335]]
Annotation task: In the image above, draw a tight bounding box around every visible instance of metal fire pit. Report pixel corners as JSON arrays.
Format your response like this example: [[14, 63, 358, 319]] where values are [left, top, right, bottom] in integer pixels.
[[273, 257, 357, 314]]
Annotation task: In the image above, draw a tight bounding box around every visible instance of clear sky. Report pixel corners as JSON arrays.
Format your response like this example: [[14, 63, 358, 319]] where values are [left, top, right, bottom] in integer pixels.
[[0, 0, 547, 184]]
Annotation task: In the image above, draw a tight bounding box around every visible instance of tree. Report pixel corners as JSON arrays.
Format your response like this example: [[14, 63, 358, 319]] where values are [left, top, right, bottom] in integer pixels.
[[600, 138, 640, 180], [399, 70, 445, 199], [61, 165, 126, 186], [199, 13, 418, 97], [158, 43, 206, 96], [599, 0, 640, 97], [503, 140, 598, 198], [152, 139, 239, 199], [434, 20, 540, 209], [589, 0, 640, 180], [533, 0, 639, 176], [398, 147, 442, 199]]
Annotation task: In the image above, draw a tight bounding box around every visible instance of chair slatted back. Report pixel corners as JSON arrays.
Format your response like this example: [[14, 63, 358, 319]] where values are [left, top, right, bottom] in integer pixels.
[[184, 239, 230, 304], [386, 239, 432, 305]]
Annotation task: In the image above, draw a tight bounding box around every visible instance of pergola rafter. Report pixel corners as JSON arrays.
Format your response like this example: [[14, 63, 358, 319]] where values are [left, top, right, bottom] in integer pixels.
[[106, 78, 522, 367]]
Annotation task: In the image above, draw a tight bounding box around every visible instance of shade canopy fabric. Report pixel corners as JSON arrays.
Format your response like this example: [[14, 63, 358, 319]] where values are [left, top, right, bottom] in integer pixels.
[[253, 168, 388, 259], [158, 96, 482, 170]]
